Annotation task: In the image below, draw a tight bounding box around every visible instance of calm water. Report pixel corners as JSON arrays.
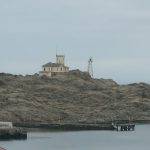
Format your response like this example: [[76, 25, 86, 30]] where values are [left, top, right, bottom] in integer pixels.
[[0, 125, 150, 150]]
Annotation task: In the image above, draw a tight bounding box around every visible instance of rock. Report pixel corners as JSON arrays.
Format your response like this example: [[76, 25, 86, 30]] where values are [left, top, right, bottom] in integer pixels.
[[0, 70, 150, 125], [0, 80, 5, 86], [68, 70, 91, 80]]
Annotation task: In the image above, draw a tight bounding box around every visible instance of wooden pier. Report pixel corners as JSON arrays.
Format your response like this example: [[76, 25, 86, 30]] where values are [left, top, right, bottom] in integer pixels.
[[114, 124, 135, 131], [112, 120, 135, 131]]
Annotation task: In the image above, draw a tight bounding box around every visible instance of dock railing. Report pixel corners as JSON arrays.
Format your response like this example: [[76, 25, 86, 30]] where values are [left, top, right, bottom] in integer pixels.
[[112, 120, 135, 131]]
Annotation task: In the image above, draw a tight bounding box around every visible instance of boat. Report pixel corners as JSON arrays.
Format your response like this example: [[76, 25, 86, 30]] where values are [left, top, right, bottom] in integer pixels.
[[0, 147, 7, 150]]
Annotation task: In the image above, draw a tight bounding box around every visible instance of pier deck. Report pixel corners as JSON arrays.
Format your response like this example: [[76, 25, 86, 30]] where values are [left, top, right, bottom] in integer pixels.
[[113, 124, 135, 131]]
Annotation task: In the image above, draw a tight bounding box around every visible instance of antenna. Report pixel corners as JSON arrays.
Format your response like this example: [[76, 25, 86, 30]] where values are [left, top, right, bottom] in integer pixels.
[[56, 45, 58, 55], [88, 57, 93, 77]]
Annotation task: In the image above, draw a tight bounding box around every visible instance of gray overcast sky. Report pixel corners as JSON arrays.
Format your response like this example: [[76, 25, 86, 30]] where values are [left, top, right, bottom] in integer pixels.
[[0, 0, 150, 84]]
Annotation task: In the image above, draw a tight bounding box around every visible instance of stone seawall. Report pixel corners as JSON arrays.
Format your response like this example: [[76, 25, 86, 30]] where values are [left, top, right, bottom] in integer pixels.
[[14, 123, 115, 131], [13, 120, 150, 131]]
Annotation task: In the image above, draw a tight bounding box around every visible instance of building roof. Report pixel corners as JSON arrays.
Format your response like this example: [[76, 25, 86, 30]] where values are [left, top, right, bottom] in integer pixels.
[[56, 55, 64, 57], [42, 62, 69, 68], [43, 62, 63, 67]]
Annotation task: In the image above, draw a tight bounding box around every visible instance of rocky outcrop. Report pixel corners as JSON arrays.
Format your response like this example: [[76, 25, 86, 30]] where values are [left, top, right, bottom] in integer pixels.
[[0, 70, 150, 125]]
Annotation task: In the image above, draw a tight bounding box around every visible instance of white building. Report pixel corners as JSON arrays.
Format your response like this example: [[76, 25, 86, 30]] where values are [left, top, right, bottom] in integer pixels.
[[39, 55, 69, 77]]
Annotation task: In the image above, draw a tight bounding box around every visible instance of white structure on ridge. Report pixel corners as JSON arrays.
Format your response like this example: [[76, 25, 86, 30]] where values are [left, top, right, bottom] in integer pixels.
[[88, 57, 93, 77], [39, 55, 69, 77]]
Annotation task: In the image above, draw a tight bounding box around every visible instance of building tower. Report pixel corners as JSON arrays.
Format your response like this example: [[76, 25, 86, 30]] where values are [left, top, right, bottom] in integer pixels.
[[88, 57, 93, 77], [56, 55, 65, 65]]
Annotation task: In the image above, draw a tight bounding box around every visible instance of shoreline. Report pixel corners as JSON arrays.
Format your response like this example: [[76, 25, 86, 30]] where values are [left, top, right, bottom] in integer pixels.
[[13, 120, 150, 131], [14, 123, 115, 131], [0, 121, 149, 140]]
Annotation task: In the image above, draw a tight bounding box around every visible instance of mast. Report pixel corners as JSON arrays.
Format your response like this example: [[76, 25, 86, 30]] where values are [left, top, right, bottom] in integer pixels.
[[88, 57, 93, 77]]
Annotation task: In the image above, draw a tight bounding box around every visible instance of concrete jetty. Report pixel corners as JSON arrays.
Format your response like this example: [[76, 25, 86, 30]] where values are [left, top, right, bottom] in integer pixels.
[[0, 128, 27, 140], [0, 122, 27, 140]]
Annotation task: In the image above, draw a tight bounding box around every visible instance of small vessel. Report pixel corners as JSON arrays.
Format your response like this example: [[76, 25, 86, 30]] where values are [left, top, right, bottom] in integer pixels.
[[0, 147, 7, 150]]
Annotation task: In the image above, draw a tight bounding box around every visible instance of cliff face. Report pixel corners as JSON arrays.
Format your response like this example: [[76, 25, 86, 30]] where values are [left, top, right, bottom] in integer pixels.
[[0, 70, 150, 124]]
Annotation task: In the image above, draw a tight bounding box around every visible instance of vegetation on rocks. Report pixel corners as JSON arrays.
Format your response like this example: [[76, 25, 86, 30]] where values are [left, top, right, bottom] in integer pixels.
[[0, 70, 150, 125]]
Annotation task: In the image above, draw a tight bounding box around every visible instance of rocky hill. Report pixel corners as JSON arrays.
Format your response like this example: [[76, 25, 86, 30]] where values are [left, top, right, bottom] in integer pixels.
[[0, 70, 150, 124]]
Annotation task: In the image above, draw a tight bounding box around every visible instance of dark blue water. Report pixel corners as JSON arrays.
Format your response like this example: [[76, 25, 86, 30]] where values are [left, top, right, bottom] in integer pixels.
[[0, 125, 149, 150]]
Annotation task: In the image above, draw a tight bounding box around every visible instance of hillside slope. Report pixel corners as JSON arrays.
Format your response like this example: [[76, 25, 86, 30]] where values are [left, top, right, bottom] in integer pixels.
[[0, 70, 150, 124]]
